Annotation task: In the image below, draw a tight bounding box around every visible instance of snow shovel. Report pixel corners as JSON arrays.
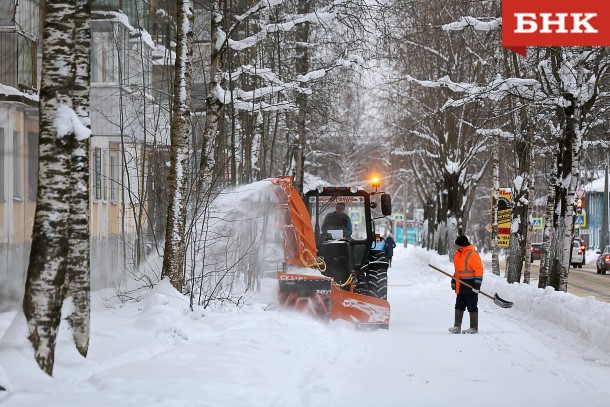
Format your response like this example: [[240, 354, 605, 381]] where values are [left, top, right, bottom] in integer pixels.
[[428, 264, 513, 308]]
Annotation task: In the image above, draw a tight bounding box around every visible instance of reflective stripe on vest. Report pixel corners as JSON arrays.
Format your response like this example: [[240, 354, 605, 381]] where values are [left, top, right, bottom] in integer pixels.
[[458, 251, 474, 277], [456, 250, 473, 293]]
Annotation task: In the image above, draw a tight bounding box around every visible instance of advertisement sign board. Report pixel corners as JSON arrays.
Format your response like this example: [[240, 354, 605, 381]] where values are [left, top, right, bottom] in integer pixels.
[[494, 188, 513, 247]]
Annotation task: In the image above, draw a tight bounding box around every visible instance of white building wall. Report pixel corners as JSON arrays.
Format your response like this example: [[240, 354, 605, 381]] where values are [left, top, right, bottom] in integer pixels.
[[1, 7, 174, 311]]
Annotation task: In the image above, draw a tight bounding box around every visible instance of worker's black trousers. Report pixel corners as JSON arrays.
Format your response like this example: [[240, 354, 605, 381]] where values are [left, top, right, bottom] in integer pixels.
[[455, 292, 478, 312]]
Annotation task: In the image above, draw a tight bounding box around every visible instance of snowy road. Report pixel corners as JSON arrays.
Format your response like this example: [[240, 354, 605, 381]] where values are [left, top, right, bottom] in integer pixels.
[[1, 246, 610, 406], [525, 261, 610, 303]]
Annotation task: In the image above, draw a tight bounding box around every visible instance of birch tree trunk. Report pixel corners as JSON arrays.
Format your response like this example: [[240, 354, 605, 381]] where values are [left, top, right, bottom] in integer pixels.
[[23, 0, 77, 375], [558, 64, 585, 292], [538, 147, 559, 288], [293, 0, 311, 194], [64, 0, 92, 357], [491, 134, 500, 275], [522, 147, 535, 284], [162, 0, 194, 290], [197, 0, 224, 192], [506, 111, 532, 284]]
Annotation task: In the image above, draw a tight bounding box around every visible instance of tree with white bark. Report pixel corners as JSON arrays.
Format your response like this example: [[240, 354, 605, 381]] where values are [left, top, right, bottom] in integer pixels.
[[23, 0, 92, 374], [162, 0, 195, 291]]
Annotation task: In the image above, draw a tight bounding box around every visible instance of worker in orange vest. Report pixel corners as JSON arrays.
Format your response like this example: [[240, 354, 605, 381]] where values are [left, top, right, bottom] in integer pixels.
[[449, 235, 484, 334]]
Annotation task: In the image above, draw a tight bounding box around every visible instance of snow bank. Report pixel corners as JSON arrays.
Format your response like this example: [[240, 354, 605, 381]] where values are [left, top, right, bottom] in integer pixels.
[[484, 275, 610, 353]]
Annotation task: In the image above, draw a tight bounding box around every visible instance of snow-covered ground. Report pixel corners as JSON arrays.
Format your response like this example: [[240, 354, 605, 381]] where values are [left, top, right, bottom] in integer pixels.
[[1, 246, 610, 406]]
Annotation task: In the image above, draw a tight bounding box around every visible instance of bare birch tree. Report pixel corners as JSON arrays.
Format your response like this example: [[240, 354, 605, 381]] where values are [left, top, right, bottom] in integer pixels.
[[23, 0, 85, 375], [162, 0, 194, 290], [63, 0, 92, 357], [196, 0, 225, 192]]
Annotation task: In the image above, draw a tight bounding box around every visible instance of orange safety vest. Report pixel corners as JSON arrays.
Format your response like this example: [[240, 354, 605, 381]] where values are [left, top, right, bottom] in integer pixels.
[[453, 245, 484, 294]]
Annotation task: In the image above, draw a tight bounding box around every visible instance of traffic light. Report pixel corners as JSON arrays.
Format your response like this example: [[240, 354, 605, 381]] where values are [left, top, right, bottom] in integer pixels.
[[576, 198, 583, 214]]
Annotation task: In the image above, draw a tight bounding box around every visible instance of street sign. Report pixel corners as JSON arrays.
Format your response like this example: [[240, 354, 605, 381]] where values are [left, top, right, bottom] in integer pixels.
[[574, 213, 586, 228], [532, 218, 543, 230]]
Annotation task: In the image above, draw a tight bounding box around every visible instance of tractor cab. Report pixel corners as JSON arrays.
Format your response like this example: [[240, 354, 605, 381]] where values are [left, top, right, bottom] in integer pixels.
[[304, 181, 391, 298]]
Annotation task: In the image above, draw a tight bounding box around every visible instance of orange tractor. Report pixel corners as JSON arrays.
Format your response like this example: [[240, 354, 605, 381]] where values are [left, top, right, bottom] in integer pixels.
[[271, 176, 392, 328]]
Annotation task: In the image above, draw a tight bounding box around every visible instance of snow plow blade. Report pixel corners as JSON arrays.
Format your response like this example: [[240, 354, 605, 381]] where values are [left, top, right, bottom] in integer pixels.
[[278, 273, 390, 327], [330, 287, 390, 328]]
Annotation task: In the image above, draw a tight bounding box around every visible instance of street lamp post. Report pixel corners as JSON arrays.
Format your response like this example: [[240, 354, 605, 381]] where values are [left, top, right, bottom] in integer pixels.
[[602, 163, 609, 250]]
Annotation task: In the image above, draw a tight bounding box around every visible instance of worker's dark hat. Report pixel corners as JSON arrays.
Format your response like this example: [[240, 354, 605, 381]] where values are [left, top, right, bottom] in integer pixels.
[[455, 235, 470, 247]]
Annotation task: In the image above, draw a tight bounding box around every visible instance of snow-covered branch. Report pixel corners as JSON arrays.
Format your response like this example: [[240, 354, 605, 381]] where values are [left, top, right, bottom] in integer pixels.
[[235, 0, 288, 22], [402, 40, 449, 63], [442, 17, 501, 32], [222, 4, 341, 52], [229, 65, 285, 85], [476, 128, 513, 139], [219, 56, 364, 110], [406, 74, 540, 107], [409, 130, 441, 147]]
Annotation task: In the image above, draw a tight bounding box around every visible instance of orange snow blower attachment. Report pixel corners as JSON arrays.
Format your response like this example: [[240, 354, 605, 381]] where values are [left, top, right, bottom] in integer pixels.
[[271, 176, 391, 328], [271, 176, 318, 268]]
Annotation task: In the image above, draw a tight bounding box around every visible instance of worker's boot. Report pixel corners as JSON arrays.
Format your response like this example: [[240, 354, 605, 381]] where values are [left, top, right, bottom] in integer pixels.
[[448, 310, 464, 334], [462, 312, 478, 334]]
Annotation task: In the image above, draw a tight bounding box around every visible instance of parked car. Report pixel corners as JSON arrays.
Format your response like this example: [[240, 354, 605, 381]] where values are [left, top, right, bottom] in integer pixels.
[[570, 241, 584, 268], [596, 246, 610, 275], [530, 243, 543, 262], [573, 238, 586, 265]]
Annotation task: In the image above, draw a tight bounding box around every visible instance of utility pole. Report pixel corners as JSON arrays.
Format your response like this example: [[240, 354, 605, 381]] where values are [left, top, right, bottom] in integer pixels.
[[403, 178, 408, 248], [602, 162, 609, 250]]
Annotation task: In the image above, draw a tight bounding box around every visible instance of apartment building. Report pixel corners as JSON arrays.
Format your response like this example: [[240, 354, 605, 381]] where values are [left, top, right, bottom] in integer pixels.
[[0, 0, 173, 310]]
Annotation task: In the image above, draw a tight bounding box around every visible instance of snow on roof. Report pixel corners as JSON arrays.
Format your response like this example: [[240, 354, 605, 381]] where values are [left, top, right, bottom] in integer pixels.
[[582, 175, 609, 193], [0, 84, 39, 102], [93, 10, 157, 50]]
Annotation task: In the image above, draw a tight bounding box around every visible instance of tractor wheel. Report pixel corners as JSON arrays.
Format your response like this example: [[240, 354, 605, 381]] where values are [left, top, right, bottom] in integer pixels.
[[368, 268, 388, 299], [367, 253, 388, 300], [355, 254, 389, 300]]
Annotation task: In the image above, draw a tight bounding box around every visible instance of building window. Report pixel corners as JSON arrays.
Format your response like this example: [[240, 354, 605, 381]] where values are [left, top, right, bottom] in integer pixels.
[[91, 31, 116, 83], [17, 35, 34, 88], [102, 150, 108, 201], [0, 128, 4, 201], [110, 150, 120, 202], [0, 32, 18, 88], [13, 131, 21, 200], [0, 3, 16, 27], [94, 147, 102, 200], [27, 132, 38, 201]]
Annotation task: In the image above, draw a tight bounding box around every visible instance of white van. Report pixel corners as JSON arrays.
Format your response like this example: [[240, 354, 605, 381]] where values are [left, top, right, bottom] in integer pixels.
[[570, 240, 584, 268]]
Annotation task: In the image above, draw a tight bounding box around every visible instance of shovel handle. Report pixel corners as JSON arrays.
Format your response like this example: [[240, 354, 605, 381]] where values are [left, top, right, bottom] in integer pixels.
[[428, 264, 495, 301]]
